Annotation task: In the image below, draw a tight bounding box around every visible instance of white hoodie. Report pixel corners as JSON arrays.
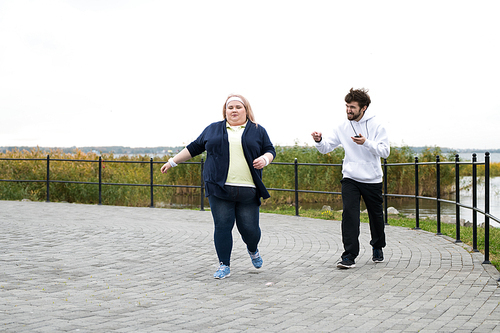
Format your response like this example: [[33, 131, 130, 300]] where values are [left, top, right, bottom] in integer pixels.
[[315, 110, 390, 183]]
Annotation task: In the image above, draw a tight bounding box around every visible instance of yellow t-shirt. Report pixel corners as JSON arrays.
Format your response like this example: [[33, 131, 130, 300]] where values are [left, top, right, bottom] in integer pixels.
[[226, 122, 255, 187]]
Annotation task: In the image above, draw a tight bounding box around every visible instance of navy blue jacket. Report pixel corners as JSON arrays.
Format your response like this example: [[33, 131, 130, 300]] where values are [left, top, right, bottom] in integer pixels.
[[186, 120, 276, 201]]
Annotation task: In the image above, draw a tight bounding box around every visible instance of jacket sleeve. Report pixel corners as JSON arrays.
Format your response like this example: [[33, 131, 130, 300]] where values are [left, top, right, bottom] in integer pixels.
[[261, 128, 276, 158], [186, 126, 208, 157], [362, 124, 390, 159]]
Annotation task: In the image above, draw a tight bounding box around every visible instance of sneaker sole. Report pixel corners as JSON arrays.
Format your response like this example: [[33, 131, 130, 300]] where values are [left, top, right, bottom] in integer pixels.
[[337, 263, 356, 269], [214, 273, 231, 279], [373, 258, 385, 263], [252, 261, 263, 269]]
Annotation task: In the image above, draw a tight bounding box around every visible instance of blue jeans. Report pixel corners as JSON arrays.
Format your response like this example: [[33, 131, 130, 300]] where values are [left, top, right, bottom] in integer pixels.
[[208, 186, 261, 266]]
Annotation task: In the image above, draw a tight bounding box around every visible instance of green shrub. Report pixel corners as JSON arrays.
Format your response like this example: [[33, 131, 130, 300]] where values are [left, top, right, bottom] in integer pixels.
[[1, 145, 488, 207]]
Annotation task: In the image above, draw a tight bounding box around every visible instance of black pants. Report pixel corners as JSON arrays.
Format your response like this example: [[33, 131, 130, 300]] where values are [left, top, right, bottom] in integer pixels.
[[341, 178, 386, 261]]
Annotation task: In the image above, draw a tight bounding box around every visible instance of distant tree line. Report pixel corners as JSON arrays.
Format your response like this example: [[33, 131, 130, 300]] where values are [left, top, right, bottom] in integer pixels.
[[0, 146, 185, 155], [1, 145, 499, 156]]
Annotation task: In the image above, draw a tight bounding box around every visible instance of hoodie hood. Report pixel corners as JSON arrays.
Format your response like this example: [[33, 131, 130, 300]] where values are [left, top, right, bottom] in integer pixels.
[[354, 109, 376, 124]]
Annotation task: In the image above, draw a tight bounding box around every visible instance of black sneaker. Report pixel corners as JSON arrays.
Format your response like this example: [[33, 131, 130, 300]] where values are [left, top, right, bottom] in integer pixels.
[[336, 258, 356, 269], [372, 248, 384, 263]]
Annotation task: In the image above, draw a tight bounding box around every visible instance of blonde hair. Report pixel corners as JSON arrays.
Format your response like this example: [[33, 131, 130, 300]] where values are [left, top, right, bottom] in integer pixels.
[[222, 94, 258, 127]]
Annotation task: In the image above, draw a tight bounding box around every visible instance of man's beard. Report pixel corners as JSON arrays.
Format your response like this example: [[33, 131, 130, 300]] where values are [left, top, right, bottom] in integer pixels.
[[347, 111, 362, 121]]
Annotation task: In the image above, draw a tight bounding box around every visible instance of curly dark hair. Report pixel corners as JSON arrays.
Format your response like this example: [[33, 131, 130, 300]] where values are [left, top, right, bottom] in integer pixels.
[[345, 88, 371, 110]]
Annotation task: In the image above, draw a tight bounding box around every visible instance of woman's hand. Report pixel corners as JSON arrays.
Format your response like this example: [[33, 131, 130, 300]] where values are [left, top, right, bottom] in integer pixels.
[[160, 149, 193, 174], [253, 153, 272, 170], [253, 157, 267, 170], [160, 162, 171, 174]]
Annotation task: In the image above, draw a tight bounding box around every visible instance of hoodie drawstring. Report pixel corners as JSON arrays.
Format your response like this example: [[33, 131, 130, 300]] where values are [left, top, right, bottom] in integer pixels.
[[350, 119, 369, 139]]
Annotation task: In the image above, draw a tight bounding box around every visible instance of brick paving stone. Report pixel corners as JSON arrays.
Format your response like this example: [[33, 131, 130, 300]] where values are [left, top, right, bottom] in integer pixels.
[[1, 200, 499, 332]]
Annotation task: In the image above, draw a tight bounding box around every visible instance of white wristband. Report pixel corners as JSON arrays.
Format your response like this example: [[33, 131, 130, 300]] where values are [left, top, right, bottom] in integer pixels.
[[261, 155, 270, 167], [168, 158, 177, 168]]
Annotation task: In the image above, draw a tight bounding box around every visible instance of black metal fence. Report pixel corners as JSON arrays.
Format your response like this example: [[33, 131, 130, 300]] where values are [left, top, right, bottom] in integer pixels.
[[382, 153, 498, 265], [1, 153, 498, 265]]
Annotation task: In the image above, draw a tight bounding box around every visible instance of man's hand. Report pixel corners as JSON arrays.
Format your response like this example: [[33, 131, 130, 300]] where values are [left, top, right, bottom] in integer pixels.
[[352, 134, 366, 145], [311, 131, 322, 142]]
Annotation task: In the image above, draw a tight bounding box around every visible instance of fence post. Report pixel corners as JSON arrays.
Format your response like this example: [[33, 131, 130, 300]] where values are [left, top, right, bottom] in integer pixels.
[[384, 158, 388, 225], [483, 152, 490, 264], [414, 156, 420, 230], [294, 158, 299, 217], [150, 158, 154, 208], [98, 156, 102, 205], [436, 155, 442, 235], [455, 154, 461, 243], [472, 153, 478, 252], [200, 158, 205, 211], [46, 155, 50, 202]]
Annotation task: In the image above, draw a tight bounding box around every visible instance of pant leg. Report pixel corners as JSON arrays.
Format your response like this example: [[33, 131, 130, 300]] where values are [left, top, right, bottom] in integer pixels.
[[341, 178, 361, 260], [360, 182, 386, 249], [233, 187, 261, 253], [208, 194, 236, 266]]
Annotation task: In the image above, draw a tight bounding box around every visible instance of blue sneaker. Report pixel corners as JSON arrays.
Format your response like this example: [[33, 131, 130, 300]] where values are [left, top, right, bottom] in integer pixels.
[[248, 249, 263, 269], [214, 264, 230, 279]]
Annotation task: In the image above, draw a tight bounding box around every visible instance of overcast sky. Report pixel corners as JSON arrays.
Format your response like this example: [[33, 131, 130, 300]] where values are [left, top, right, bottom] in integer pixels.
[[1, 0, 499, 151]]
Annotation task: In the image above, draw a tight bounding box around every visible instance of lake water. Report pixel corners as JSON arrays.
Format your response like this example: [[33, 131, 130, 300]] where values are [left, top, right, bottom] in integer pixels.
[[390, 176, 500, 228], [462, 152, 500, 163], [297, 177, 500, 228]]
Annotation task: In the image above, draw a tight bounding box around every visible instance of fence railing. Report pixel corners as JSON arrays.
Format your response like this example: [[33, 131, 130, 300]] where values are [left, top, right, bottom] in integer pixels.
[[382, 153, 498, 265], [0, 156, 206, 210], [1, 153, 498, 265]]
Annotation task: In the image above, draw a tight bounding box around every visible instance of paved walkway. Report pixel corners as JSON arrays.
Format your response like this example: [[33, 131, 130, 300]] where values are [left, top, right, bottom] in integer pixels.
[[1, 200, 499, 333]]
